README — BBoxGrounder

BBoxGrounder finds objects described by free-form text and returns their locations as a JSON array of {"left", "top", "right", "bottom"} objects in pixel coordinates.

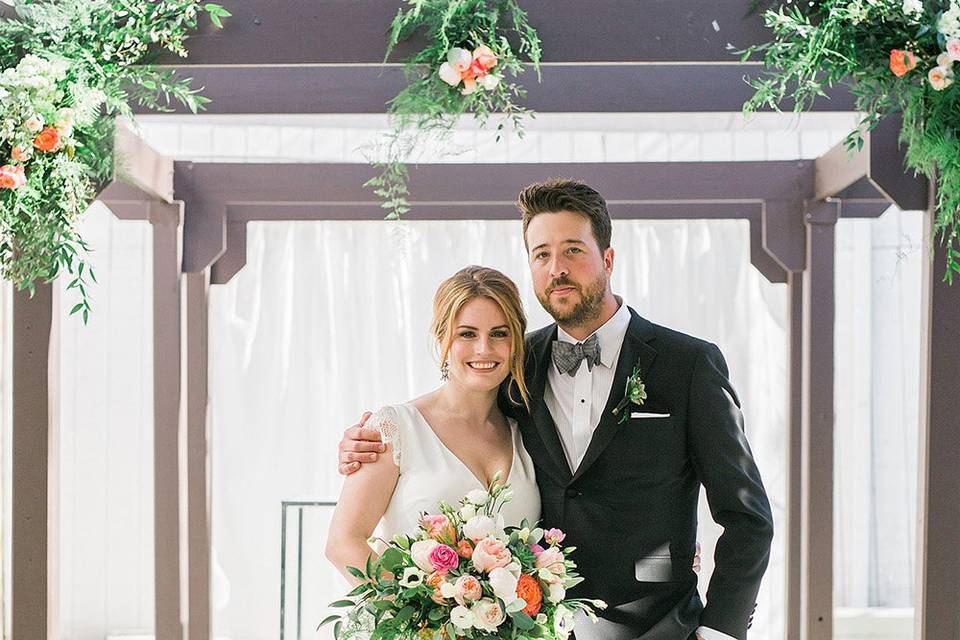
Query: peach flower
[
  {"left": 889, "top": 49, "right": 917, "bottom": 77},
  {"left": 0, "top": 164, "right": 26, "bottom": 190},
  {"left": 929, "top": 65, "right": 955, "bottom": 91},
  {"left": 472, "top": 45, "right": 498, "bottom": 71},
  {"left": 471, "top": 536, "right": 511, "bottom": 572},
  {"left": 948, "top": 38, "right": 960, "bottom": 62}
]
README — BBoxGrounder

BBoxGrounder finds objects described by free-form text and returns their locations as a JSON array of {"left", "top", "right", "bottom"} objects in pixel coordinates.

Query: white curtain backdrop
[{"left": 206, "top": 218, "right": 789, "bottom": 640}]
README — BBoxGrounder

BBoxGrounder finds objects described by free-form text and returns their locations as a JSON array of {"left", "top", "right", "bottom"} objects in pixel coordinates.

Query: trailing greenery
[
  {"left": 0, "top": 0, "right": 228, "bottom": 320},
  {"left": 738, "top": 0, "right": 960, "bottom": 282},
  {"left": 367, "top": 0, "right": 541, "bottom": 219}
]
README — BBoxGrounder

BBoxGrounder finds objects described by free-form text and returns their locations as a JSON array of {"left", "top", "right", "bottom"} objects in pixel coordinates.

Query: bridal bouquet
[{"left": 321, "top": 476, "right": 605, "bottom": 640}]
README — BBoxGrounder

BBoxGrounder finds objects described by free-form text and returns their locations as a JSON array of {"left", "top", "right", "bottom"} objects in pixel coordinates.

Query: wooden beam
[
  {"left": 800, "top": 199, "right": 839, "bottom": 640},
  {"left": 141, "top": 64, "right": 855, "bottom": 115},
  {"left": 786, "top": 272, "right": 803, "bottom": 640},
  {"left": 174, "top": 161, "right": 814, "bottom": 204},
  {"left": 110, "top": 119, "right": 175, "bottom": 203},
  {"left": 915, "top": 196, "right": 960, "bottom": 639},
  {"left": 185, "top": 270, "right": 211, "bottom": 640},
  {"left": 149, "top": 201, "right": 185, "bottom": 640},
  {"left": 11, "top": 282, "right": 57, "bottom": 640},
  {"left": 160, "top": 0, "right": 773, "bottom": 66}
]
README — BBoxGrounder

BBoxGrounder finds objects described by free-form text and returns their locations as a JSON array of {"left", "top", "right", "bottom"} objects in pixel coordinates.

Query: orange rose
[
  {"left": 11, "top": 146, "right": 29, "bottom": 162},
  {"left": 425, "top": 571, "right": 445, "bottom": 588},
  {"left": 889, "top": 49, "right": 917, "bottom": 77},
  {"left": 457, "top": 539, "right": 474, "bottom": 558},
  {"left": 516, "top": 574, "right": 543, "bottom": 616},
  {"left": 33, "top": 126, "right": 63, "bottom": 153}
]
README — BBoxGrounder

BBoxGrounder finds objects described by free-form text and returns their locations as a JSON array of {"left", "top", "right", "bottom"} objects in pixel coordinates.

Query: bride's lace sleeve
[{"left": 367, "top": 405, "right": 402, "bottom": 468}]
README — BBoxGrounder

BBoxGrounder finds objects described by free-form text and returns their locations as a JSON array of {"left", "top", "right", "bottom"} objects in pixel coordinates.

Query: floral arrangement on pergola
[
  {"left": 741, "top": 0, "right": 960, "bottom": 282},
  {"left": 0, "top": 0, "right": 227, "bottom": 320}
]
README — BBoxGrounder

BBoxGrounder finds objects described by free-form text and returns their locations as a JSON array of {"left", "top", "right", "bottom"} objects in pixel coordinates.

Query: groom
[{"left": 338, "top": 179, "right": 773, "bottom": 640}]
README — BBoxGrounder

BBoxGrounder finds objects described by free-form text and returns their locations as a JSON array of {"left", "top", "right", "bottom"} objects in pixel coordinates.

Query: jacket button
[{"left": 565, "top": 488, "right": 581, "bottom": 498}]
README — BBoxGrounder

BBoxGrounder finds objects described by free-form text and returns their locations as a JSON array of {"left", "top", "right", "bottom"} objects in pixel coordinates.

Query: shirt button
[
  {"left": 565, "top": 488, "right": 581, "bottom": 498},
  {"left": 580, "top": 399, "right": 585, "bottom": 403}
]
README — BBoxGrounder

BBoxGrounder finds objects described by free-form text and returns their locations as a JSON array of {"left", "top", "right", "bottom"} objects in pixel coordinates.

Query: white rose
[
  {"left": 488, "top": 566, "right": 519, "bottom": 602},
  {"left": 470, "top": 598, "right": 506, "bottom": 632},
  {"left": 24, "top": 116, "right": 43, "bottom": 133},
  {"left": 398, "top": 566, "right": 425, "bottom": 588},
  {"left": 410, "top": 539, "right": 439, "bottom": 572},
  {"left": 479, "top": 74, "right": 500, "bottom": 90},
  {"left": 459, "top": 504, "right": 477, "bottom": 521},
  {"left": 466, "top": 489, "right": 489, "bottom": 505},
  {"left": 463, "top": 515, "right": 497, "bottom": 542},
  {"left": 450, "top": 605, "right": 475, "bottom": 630},
  {"left": 438, "top": 61, "right": 461, "bottom": 87}
]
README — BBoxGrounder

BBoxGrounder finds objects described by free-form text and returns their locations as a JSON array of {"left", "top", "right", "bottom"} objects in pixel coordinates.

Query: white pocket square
[{"left": 630, "top": 412, "right": 671, "bottom": 419}]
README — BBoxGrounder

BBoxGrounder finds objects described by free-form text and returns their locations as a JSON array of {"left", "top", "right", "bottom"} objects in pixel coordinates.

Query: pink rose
[
  {"left": 529, "top": 543, "right": 545, "bottom": 556},
  {"left": 454, "top": 574, "right": 482, "bottom": 605},
  {"left": 471, "top": 537, "right": 512, "bottom": 573},
  {"left": 472, "top": 45, "right": 498, "bottom": 71},
  {"left": 428, "top": 543, "right": 460, "bottom": 573},
  {"left": 544, "top": 528, "right": 566, "bottom": 545},
  {"left": 421, "top": 514, "right": 456, "bottom": 543},
  {"left": 535, "top": 547, "right": 566, "bottom": 575},
  {"left": 0, "top": 164, "right": 26, "bottom": 190}
]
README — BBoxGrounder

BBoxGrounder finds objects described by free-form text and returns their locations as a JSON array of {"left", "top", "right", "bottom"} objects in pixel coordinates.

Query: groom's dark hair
[{"left": 517, "top": 178, "right": 612, "bottom": 251}]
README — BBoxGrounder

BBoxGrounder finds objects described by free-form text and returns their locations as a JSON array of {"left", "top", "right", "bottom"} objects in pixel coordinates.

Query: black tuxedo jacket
[{"left": 499, "top": 308, "right": 773, "bottom": 640}]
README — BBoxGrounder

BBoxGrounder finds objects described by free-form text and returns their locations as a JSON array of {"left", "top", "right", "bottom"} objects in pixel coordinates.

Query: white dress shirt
[{"left": 543, "top": 298, "right": 737, "bottom": 640}]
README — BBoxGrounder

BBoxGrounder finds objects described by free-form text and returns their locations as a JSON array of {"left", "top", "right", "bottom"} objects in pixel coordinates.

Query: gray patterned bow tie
[{"left": 552, "top": 334, "right": 601, "bottom": 377}]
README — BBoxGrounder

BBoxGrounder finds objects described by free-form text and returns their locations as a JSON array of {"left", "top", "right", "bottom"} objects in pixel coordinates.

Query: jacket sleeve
[{"left": 686, "top": 342, "right": 774, "bottom": 639}]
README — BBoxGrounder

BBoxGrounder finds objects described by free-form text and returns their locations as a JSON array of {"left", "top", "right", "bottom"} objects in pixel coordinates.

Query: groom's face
[{"left": 525, "top": 210, "right": 614, "bottom": 326}]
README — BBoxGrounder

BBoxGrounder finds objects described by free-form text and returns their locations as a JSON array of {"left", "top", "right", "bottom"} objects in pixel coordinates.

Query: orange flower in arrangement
[
  {"left": 11, "top": 146, "right": 30, "bottom": 162},
  {"left": 515, "top": 573, "right": 543, "bottom": 617},
  {"left": 0, "top": 164, "right": 26, "bottom": 190},
  {"left": 32, "top": 126, "right": 63, "bottom": 153},
  {"left": 889, "top": 49, "right": 918, "bottom": 77},
  {"left": 456, "top": 539, "right": 474, "bottom": 558}
]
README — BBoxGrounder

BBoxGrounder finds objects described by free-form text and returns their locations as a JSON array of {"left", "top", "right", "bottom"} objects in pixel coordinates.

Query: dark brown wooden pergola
[{"left": 8, "top": 3, "right": 958, "bottom": 640}]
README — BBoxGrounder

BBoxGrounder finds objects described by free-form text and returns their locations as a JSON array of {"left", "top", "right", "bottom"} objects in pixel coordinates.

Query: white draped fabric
[{"left": 205, "top": 218, "right": 789, "bottom": 639}]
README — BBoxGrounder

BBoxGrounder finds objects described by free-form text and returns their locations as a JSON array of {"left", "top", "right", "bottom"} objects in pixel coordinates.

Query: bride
[{"left": 325, "top": 265, "right": 541, "bottom": 582}]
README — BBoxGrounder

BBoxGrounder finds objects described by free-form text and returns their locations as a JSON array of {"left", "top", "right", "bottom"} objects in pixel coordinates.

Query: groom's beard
[{"left": 537, "top": 272, "right": 607, "bottom": 327}]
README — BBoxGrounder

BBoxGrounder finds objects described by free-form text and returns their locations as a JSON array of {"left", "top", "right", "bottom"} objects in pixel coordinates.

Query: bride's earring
[{"left": 440, "top": 361, "right": 450, "bottom": 381}]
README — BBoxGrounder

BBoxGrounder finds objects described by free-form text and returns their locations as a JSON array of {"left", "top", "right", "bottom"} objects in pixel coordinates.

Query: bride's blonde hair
[{"left": 431, "top": 266, "right": 530, "bottom": 409}]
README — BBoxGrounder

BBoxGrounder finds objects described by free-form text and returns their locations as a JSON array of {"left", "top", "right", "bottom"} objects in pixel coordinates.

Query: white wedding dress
[{"left": 367, "top": 403, "right": 541, "bottom": 542}]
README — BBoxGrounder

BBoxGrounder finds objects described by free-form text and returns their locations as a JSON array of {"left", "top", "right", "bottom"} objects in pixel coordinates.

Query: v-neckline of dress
[{"left": 406, "top": 403, "right": 516, "bottom": 489}]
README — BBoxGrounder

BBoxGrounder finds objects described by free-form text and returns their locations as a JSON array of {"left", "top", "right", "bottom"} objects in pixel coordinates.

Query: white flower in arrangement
[
  {"left": 397, "top": 566, "right": 425, "bottom": 588},
  {"left": 902, "top": 0, "right": 923, "bottom": 20},
  {"left": 487, "top": 566, "right": 519, "bottom": 602},
  {"left": 928, "top": 65, "right": 955, "bottom": 90},
  {"left": 450, "top": 605, "right": 475, "bottom": 630},
  {"left": 462, "top": 514, "right": 498, "bottom": 541},
  {"left": 940, "top": 2, "right": 960, "bottom": 39},
  {"left": 546, "top": 577, "right": 567, "bottom": 603},
  {"left": 458, "top": 503, "right": 477, "bottom": 520},
  {"left": 465, "top": 489, "right": 489, "bottom": 505},
  {"left": 439, "top": 581, "right": 458, "bottom": 599},
  {"left": 24, "top": 115, "right": 44, "bottom": 133},
  {"left": 939, "top": 53, "right": 953, "bottom": 67},
  {"left": 553, "top": 604, "right": 576, "bottom": 640},
  {"left": 409, "top": 539, "right": 439, "bottom": 572},
  {"left": 446, "top": 47, "right": 473, "bottom": 73},
  {"left": 478, "top": 74, "right": 500, "bottom": 90}
]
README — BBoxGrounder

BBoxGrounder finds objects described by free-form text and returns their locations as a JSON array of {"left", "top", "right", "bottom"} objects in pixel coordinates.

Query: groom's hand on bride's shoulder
[{"left": 337, "top": 411, "right": 386, "bottom": 475}]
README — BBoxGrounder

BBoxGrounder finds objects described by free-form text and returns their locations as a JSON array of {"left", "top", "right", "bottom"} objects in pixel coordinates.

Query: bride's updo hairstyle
[{"left": 431, "top": 266, "right": 530, "bottom": 409}]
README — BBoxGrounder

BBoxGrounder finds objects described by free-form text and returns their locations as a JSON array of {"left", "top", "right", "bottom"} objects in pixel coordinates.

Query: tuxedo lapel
[
  {"left": 571, "top": 309, "right": 658, "bottom": 483},
  {"left": 525, "top": 325, "right": 574, "bottom": 483}
]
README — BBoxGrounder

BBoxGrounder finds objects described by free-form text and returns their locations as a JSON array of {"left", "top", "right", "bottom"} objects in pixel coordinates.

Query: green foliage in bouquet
[
  {"left": 367, "top": 0, "right": 542, "bottom": 220},
  {"left": 321, "top": 476, "right": 604, "bottom": 640},
  {"left": 0, "top": 0, "right": 229, "bottom": 320},
  {"left": 738, "top": 0, "right": 960, "bottom": 282}
]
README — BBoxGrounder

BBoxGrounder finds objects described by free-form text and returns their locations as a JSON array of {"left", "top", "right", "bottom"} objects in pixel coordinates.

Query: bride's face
[{"left": 446, "top": 296, "right": 514, "bottom": 392}]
